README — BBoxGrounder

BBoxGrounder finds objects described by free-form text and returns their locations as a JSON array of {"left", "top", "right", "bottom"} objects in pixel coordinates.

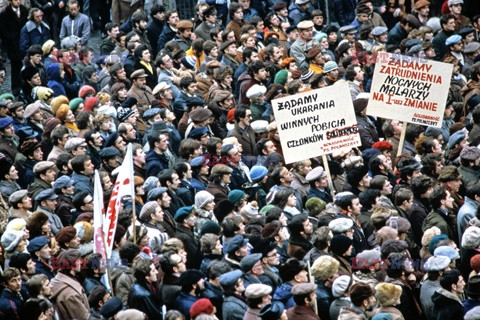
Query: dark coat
[
  {"left": 174, "top": 291, "right": 198, "bottom": 320},
  {"left": 201, "top": 281, "right": 224, "bottom": 317},
  {"left": 33, "top": 258, "right": 55, "bottom": 280},
  {"left": 356, "top": 115, "right": 379, "bottom": 150},
  {"left": 175, "top": 225, "right": 203, "bottom": 269},
  {"left": 206, "top": 182, "right": 229, "bottom": 205},
  {"left": 432, "top": 288, "right": 464, "bottom": 320},
  {"left": 287, "top": 304, "right": 320, "bottom": 320},
  {"left": 159, "top": 274, "right": 181, "bottom": 310},
  {"left": 333, "top": 0, "right": 356, "bottom": 26},
  {"left": 408, "top": 197, "right": 431, "bottom": 246},
  {"left": 229, "top": 124, "right": 258, "bottom": 158},
  {"left": 287, "top": 234, "right": 313, "bottom": 261},
  {"left": 145, "top": 149, "right": 169, "bottom": 177},
  {"left": 0, "top": 289, "right": 25, "bottom": 320},
  {"left": 128, "top": 280, "right": 163, "bottom": 320},
  {"left": 19, "top": 21, "right": 50, "bottom": 57},
  {"left": 147, "top": 18, "right": 164, "bottom": 56},
  {"left": 158, "top": 24, "right": 176, "bottom": 51},
  {"left": 387, "top": 22, "right": 408, "bottom": 45},
  {"left": 0, "top": 4, "right": 29, "bottom": 59}
]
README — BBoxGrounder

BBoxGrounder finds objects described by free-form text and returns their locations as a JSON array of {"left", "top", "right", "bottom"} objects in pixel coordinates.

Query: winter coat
[
  {"left": 145, "top": 149, "right": 169, "bottom": 177},
  {"left": 457, "top": 196, "right": 478, "bottom": 244},
  {"left": 175, "top": 225, "right": 203, "bottom": 269},
  {"left": 174, "top": 291, "right": 198, "bottom": 320},
  {"left": 0, "top": 288, "right": 25, "bottom": 320},
  {"left": 158, "top": 24, "right": 176, "bottom": 51},
  {"left": 371, "top": 306, "right": 405, "bottom": 320},
  {"left": 27, "top": 177, "right": 50, "bottom": 206},
  {"left": 201, "top": 281, "right": 224, "bottom": 316},
  {"left": 288, "top": 2, "right": 311, "bottom": 26},
  {"left": 159, "top": 274, "right": 181, "bottom": 309},
  {"left": 111, "top": 266, "right": 135, "bottom": 306},
  {"left": 229, "top": 124, "right": 258, "bottom": 158},
  {"left": 431, "top": 288, "right": 464, "bottom": 320},
  {"left": 338, "top": 305, "right": 368, "bottom": 320},
  {"left": 33, "top": 257, "right": 55, "bottom": 280},
  {"left": 333, "top": 0, "right": 356, "bottom": 26},
  {"left": 146, "top": 18, "right": 164, "bottom": 56},
  {"left": 127, "top": 84, "right": 153, "bottom": 109},
  {"left": 71, "top": 172, "right": 94, "bottom": 195},
  {"left": 46, "top": 63, "right": 66, "bottom": 97},
  {"left": 59, "top": 12, "right": 90, "bottom": 45},
  {"left": 50, "top": 273, "right": 90, "bottom": 320},
  {"left": 206, "top": 182, "right": 229, "bottom": 206},
  {"left": 223, "top": 295, "right": 248, "bottom": 320},
  {"left": 409, "top": 197, "right": 431, "bottom": 246},
  {"left": 387, "top": 23, "right": 408, "bottom": 46},
  {"left": 273, "top": 282, "right": 295, "bottom": 309},
  {"left": 0, "top": 4, "right": 28, "bottom": 60},
  {"left": 387, "top": 278, "right": 423, "bottom": 320},
  {"left": 422, "top": 209, "right": 457, "bottom": 243},
  {"left": 290, "top": 37, "right": 316, "bottom": 71},
  {"left": 112, "top": 0, "right": 143, "bottom": 25},
  {"left": 462, "top": 80, "right": 480, "bottom": 117},
  {"left": 356, "top": 115, "right": 379, "bottom": 150},
  {"left": 127, "top": 280, "right": 163, "bottom": 319},
  {"left": 420, "top": 279, "right": 441, "bottom": 320},
  {"left": 19, "top": 20, "right": 50, "bottom": 57},
  {"left": 330, "top": 298, "right": 351, "bottom": 320},
  {"left": 287, "top": 304, "right": 320, "bottom": 320},
  {"left": 287, "top": 234, "right": 313, "bottom": 261},
  {"left": 316, "top": 281, "right": 335, "bottom": 320}
]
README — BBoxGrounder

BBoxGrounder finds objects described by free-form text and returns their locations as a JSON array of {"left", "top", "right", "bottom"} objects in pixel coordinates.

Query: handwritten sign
[
  {"left": 271, "top": 83, "right": 361, "bottom": 164},
  {"left": 367, "top": 53, "right": 453, "bottom": 127}
]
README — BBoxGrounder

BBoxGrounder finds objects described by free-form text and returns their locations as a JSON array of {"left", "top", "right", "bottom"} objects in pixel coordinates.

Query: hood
[
  {"left": 431, "top": 288, "right": 462, "bottom": 307},
  {"left": 238, "top": 72, "right": 252, "bottom": 82},
  {"left": 46, "top": 63, "right": 62, "bottom": 82}
]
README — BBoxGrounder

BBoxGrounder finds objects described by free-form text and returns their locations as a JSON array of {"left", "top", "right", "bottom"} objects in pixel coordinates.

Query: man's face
[
  {"left": 125, "top": 123, "right": 137, "bottom": 138},
  {"left": 30, "top": 73, "right": 42, "bottom": 87},
  {"left": 357, "top": 13, "right": 370, "bottom": 23},
  {"left": 302, "top": 218, "right": 313, "bottom": 235},
  {"left": 83, "top": 159, "right": 95, "bottom": 175},
  {"left": 134, "top": 148, "right": 146, "bottom": 165},
  {"left": 68, "top": 3, "right": 79, "bottom": 16},
  {"left": 5, "top": 276, "right": 22, "bottom": 292},
  {"left": 2, "top": 124, "right": 15, "bottom": 138},
  {"left": 382, "top": 180, "right": 393, "bottom": 195},
  {"left": 134, "top": 77, "right": 147, "bottom": 88},
  {"left": 360, "top": 174, "right": 371, "bottom": 188},
  {"left": 157, "top": 134, "right": 169, "bottom": 151},
  {"left": 92, "top": 133, "right": 103, "bottom": 148},
  {"left": 241, "top": 109, "right": 252, "bottom": 126},
  {"left": 180, "top": 28, "right": 192, "bottom": 40},
  {"left": 37, "top": 244, "right": 52, "bottom": 260},
  {"left": 419, "top": 6, "right": 429, "bottom": 16},
  {"left": 272, "top": 46, "right": 283, "bottom": 63},
  {"left": 350, "top": 198, "right": 362, "bottom": 215},
  {"left": 239, "top": 0, "right": 250, "bottom": 9},
  {"left": 451, "top": 41, "right": 464, "bottom": 53},
  {"left": 300, "top": 28, "right": 313, "bottom": 41},
  {"left": 169, "top": 173, "right": 181, "bottom": 191},
  {"left": 225, "top": 43, "right": 237, "bottom": 56},
  {"left": 443, "top": 190, "right": 455, "bottom": 210},
  {"left": 354, "top": 66, "right": 364, "bottom": 82},
  {"left": 107, "top": 156, "right": 119, "bottom": 169},
  {"left": 265, "top": 141, "right": 276, "bottom": 155},
  {"left": 444, "top": 18, "right": 456, "bottom": 31},
  {"left": 454, "top": 275, "right": 466, "bottom": 294},
  {"left": 10, "top": 0, "right": 20, "bottom": 8},
  {"left": 313, "top": 15, "right": 323, "bottom": 26},
  {"left": 82, "top": 195, "right": 94, "bottom": 211},
  {"left": 160, "top": 192, "right": 171, "bottom": 208},
  {"left": 161, "top": 55, "right": 174, "bottom": 70},
  {"left": 450, "top": 3, "right": 462, "bottom": 15},
  {"left": 42, "top": 168, "right": 57, "bottom": 184},
  {"left": 7, "top": 165, "right": 19, "bottom": 180},
  {"left": 256, "top": 68, "right": 268, "bottom": 81},
  {"left": 233, "top": 8, "right": 243, "bottom": 21},
  {"left": 26, "top": 259, "right": 36, "bottom": 275},
  {"left": 168, "top": 12, "right": 179, "bottom": 26},
  {"left": 41, "top": 279, "right": 52, "bottom": 297},
  {"left": 147, "top": 263, "right": 158, "bottom": 282}
]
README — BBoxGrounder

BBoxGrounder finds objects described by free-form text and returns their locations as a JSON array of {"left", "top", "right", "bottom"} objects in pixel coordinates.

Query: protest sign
[
  {"left": 367, "top": 53, "right": 453, "bottom": 127},
  {"left": 271, "top": 83, "right": 361, "bottom": 164}
]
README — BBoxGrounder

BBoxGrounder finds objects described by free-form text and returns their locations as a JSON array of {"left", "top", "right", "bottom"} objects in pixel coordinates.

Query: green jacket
[{"left": 422, "top": 209, "right": 457, "bottom": 242}]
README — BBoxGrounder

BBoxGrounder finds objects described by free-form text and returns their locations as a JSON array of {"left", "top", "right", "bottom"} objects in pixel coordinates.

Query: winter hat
[
  {"left": 332, "top": 275, "right": 352, "bottom": 298},
  {"left": 421, "top": 226, "right": 441, "bottom": 246},
  {"left": 50, "top": 95, "right": 70, "bottom": 116},
  {"left": 78, "top": 85, "right": 96, "bottom": 99},
  {"left": 56, "top": 104, "right": 70, "bottom": 122},
  {"left": 56, "top": 226, "right": 77, "bottom": 248},
  {"left": 143, "top": 176, "right": 159, "bottom": 195},
  {"left": 181, "top": 56, "right": 197, "bottom": 71},
  {"left": 84, "top": 96, "right": 99, "bottom": 111},
  {"left": 465, "top": 306, "right": 480, "bottom": 320},
  {"left": 111, "top": 82, "right": 126, "bottom": 96},
  {"left": 69, "top": 98, "right": 84, "bottom": 112},
  {"left": 330, "top": 234, "right": 353, "bottom": 256},
  {"left": 375, "top": 226, "right": 398, "bottom": 246},
  {"left": 200, "top": 221, "right": 222, "bottom": 236},
  {"left": 190, "top": 298, "right": 215, "bottom": 319},
  {"left": 117, "top": 107, "right": 135, "bottom": 122},
  {"left": 274, "top": 70, "right": 288, "bottom": 85},
  {"left": 305, "top": 197, "right": 327, "bottom": 216},
  {"left": 380, "top": 240, "right": 408, "bottom": 259},
  {"left": 471, "top": 254, "right": 480, "bottom": 273},
  {"left": 139, "top": 201, "right": 160, "bottom": 222},
  {"left": 375, "top": 283, "right": 402, "bottom": 307},
  {"left": 96, "top": 92, "right": 110, "bottom": 105},
  {"left": 34, "top": 87, "right": 54, "bottom": 102},
  {"left": 1, "top": 229, "right": 24, "bottom": 251},
  {"left": 429, "top": 234, "right": 449, "bottom": 254},
  {"left": 356, "top": 248, "right": 382, "bottom": 267},
  {"left": 195, "top": 190, "right": 215, "bottom": 209},
  {"left": 21, "top": 66, "right": 39, "bottom": 82},
  {"left": 228, "top": 189, "right": 246, "bottom": 205},
  {"left": 6, "top": 218, "right": 27, "bottom": 231},
  {"left": 434, "top": 245, "right": 460, "bottom": 260},
  {"left": 249, "top": 165, "right": 268, "bottom": 183},
  {"left": 241, "top": 201, "right": 259, "bottom": 219},
  {"left": 27, "top": 210, "right": 49, "bottom": 238},
  {"left": 73, "top": 221, "right": 93, "bottom": 243},
  {"left": 386, "top": 217, "right": 410, "bottom": 234},
  {"left": 423, "top": 255, "right": 451, "bottom": 271}
]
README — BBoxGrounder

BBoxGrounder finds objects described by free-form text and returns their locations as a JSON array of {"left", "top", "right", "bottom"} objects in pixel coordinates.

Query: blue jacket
[
  {"left": 174, "top": 292, "right": 198, "bottom": 320},
  {"left": 0, "top": 289, "right": 24, "bottom": 320},
  {"left": 158, "top": 24, "right": 176, "bottom": 51},
  {"left": 71, "top": 172, "right": 94, "bottom": 195},
  {"left": 334, "top": 0, "right": 356, "bottom": 26},
  {"left": 146, "top": 149, "right": 169, "bottom": 177},
  {"left": 19, "top": 20, "right": 50, "bottom": 57},
  {"left": 273, "top": 282, "right": 295, "bottom": 309},
  {"left": 201, "top": 281, "right": 224, "bottom": 316},
  {"left": 288, "top": 2, "right": 311, "bottom": 26},
  {"left": 387, "top": 22, "right": 408, "bottom": 45},
  {"left": 127, "top": 281, "right": 163, "bottom": 319},
  {"left": 46, "top": 63, "right": 66, "bottom": 97},
  {"left": 317, "top": 281, "right": 335, "bottom": 320},
  {"left": 59, "top": 12, "right": 90, "bottom": 45},
  {"left": 33, "top": 258, "right": 55, "bottom": 280}
]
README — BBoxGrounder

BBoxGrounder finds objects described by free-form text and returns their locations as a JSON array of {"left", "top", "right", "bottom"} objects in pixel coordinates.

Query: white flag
[
  {"left": 104, "top": 143, "right": 135, "bottom": 258},
  {"left": 93, "top": 170, "right": 106, "bottom": 258}
]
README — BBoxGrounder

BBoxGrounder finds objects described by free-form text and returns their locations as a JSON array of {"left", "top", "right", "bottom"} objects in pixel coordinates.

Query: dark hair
[
  {"left": 440, "top": 269, "right": 462, "bottom": 290},
  {"left": 76, "top": 111, "right": 91, "bottom": 130},
  {"left": 234, "top": 107, "right": 248, "bottom": 122},
  {"left": 158, "top": 169, "right": 176, "bottom": 186},
  {"left": 51, "top": 125, "right": 69, "bottom": 146},
  {"left": 370, "top": 175, "right": 388, "bottom": 190},
  {"left": 335, "top": 193, "right": 357, "bottom": 211},
  {"left": 133, "top": 258, "right": 154, "bottom": 281},
  {"left": 465, "top": 182, "right": 480, "bottom": 200},
  {"left": 358, "top": 189, "right": 380, "bottom": 211},
  {"left": 71, "top": 154, "right": 90, "bottom": 173},
  {"left": 119, "top": 242, "right": 141, "bottom": 265},
  {"left": 440, "top": 14, "right": 455, "bottom": 30},
  {"left": 150, "top": 4, "right": 165, "bottom": 17},
  {"left": 345, "top": 63, "right": 361, "bottom": 81},
  {"left": 394, "top": 188, "right": 414, "bottom": 206},
  {"left": 272, "top": 188, "right": 294, "bottom": 209},
  {"left": 247, "top": 61, "right": 266, "bottom": 77},
  {"left": 88, "top": 285, "right": 108, "bottom": 308},
  {"left": 9, "top": 253, "right": 31, "bottom": 273},
  {"left": 72, "top": 190, "right": 90, "bottom": 210},
  {"left": 229, "top": 3, "right": 243, "bottom": 20},
  {"left": 203, "top": 40, "right": 217, "bottom": 56},
  {"left": 207, "top": 260, "right": 231, "bottom": 280},
  {"left": 27, "top": 44, "right": 43, "bottom": 58},
  {"left": 242, "top": 47, "right": 258, "bottom": 63},
  {"left": 421, "top": 153, "right": 443, "bottom": 177},
  {"left": 179, "top": 76, "right": 195, "bottom": 90},
  {"left": 173, "top": 161, "right": 189, "bottom": 180},
  {"left": 160, "top": 250, "right": 180, "bottom": 275},
  {"left": 429, "top": 184, "right": 448, "bottom": 210}
]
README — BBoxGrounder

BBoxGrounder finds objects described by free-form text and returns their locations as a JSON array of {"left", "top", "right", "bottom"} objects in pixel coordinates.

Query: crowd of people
[{"left": 0, "top": 0, "right": 480, "bottom": 319}]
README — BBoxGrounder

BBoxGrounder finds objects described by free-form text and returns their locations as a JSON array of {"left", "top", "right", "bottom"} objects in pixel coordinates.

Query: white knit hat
[{"left": 195, "top": 190, "right": 215, "bottom": 209}]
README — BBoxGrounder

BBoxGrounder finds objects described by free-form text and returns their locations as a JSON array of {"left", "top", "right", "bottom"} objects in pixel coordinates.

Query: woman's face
[
  {"left": 100, "top": 119, "right": 111, "bottom": 131},
  {"left": 102, "top": 175, "right": 113, "bottom": 190},
  {"left": 41, "top": 221, "right": 51, "bottom": 234},
  {"left": 204, "top": 200, "right": 215, "bottom": 211},
  {"left": 223, "top": 75, "right": 233, "bottom": 87},
  {"left": 286, "top": 193, "right": 297, "bottom": 207},
  {"left": 140, "top": 234, "right": 149, "bottom": 247},
  {"left": 213, "top": 239, "right": 223, "bottom": 254},
  {"left": 245, "top": 37, "right": 256, "bottom": 48},
  {"left": 320, "top": 37, "right": 329, "bottom": 49},
  {"left": 118, "top": 88, "right": 128, "bottom": 99},
  {"left": 32, "top": 147, "right": 43, "bottom": 161},
  {"left": 115, "top": 136, "right": 126, "bottom": 151},
  {"left": 16, "top": 239, "right": 26, "bottom": 253}
]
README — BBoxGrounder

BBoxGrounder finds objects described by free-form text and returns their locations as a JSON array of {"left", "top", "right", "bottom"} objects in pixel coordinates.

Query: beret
[
  {"left": 53, "top": 176, "right": 74, "bottom": 191},
  {"left": 24, "top": 101, "right": 42, "bottom": 118},
  {"left": 332, "top": 275, "right": 352, "bottom": 298},
  {"left": 259, "top": 302, "right": 285, "bottom": 320},
  {"left": 250, "top": 165, "right": 268, "bottom": 182},
  {"left": 27, "top": 236, "right": 50, "bottom": 253},
  {"left": 1, "top": 229, "right": 24, "bottom": 251},
  {"left": 328, "top": 217, "right": 354, "bottom": 233},
  {"left": 143, "top": 107, "right": 161, "bottom": 121},
  {"left": 465, "top": 42, "right": 480, "bottom": 54},
  {"left": 220, "top": 40, "right": 236, "bottom": 52},
  {"left": 139, "top": 201, "right": 159, "bottom": 221},
  {"left": 84, "top": 96, "right": 99, "bottom": 112},
  {"left": 33, "top": 161, "right": 56, "bottom": 174},
  {"left": 291, "top": 282, "right": 317, "bottom": 295},
  {"left": 449, "top": 129, "right": 467, "bottom": 149},
  {"left": 8, "top": 102, "right": 23, "bottom": 112},
  {"left": 65, "top": 137, "right": 87, "bottom": 152},
  {"left": 151, "top": 120, "right": 172, "bottom": 133},
  {"left": 78, "top": 85, "right": 96, "bottom": 99},
  {"left": 190, "top": 108, "right": 213, "bottom": 123},
  {"left": 130, "top": 69, "right": 148, "bottom": 79},
  {"left": 459, "top": 26, "right": 475, "bottom": 37},
  {"left": 117, "top": 107, "right": 135, "bottom": 122},
  {"left": 414, "top": 0, "right": 430, "bottom": 9},
  {"left": 305, "top": 166, "right": 327, "bottom": 181},
  {"left": 356, "top": 3, "right": 370, "bottom": 14},
  {"left": 339, "top": 25, "right": 356, "bottom": 34},
  {"left": 228, "top": 189, "right": 246, "bottom": 205},
  {"left": 372, "top": 26, "right": 388, "bottom": 36},
  {"left": 42, "top": 39, "right": 55, "bottom": 55},
  {"left": 190, "top": 298, "right": 214, "bottom": 319},
  {"left": 219, "top": 269, "right": 243, "bottom": 287},
  {"left": 55, "top": 226, "right": 77, "bottom": 244},
  {"left": 297, "top": 20, "right": 314, "bottom": 29},
  {"left": 9, "top": 190, "right": 28, "bottom": 205},
  {"left": 227, "top": 235, "right": 249, "bottom": 254},
  {"left": 405, "top": 38, "right": 422, "bottom": 49},
  {"left": 174, "top": 206, "right": 195, "bottom": 222},
  {"left": 177, "top": 20, "right": 194, "bottom": 30},
  {"left": 58, "top": 249, "right": 81, "bottom": 265},
  {"left": 190, "top": 156, "right": 206, "bottom": 167},
  {"left": 147, "top": 186, "right": 168, "bottom": 201},
  {"left": 0, "top": 117, "right": 13, "bottom": 130},
  {"left": 423, "top": 255, "right": 451, "bottom": 271},
  {"left": 121, "top": 97, "right": 138, "bottom": 109},
  {"left": 353, "top": 97, "right": 369, "bottom": 114},
  {"left": 463, "top": 226, "right": 480, "bottom": 249},
  {"left": 100, "top": 297, "right": 123, "bottom": 318},
  {"left": 246, "top": 84, "right": 267, "bottom": 99},
  {"left": 471, "top": 255, "right": 480, "bottom": 273},
  {"left": 251, "top": 120, "right": 269, "bottom": 134},
  {"left": 35, "top": 188, "right": 58, "bottom": 202},
  {"left": 245, "top": 283, "right": 272, "bottom": 298},
  {"left": 240, "top": 253, "right": 262, "bottom": 272},
  {"left": 179, "top": 269, "right": 204, "bottom": 286},
  {"left": 467, "top": 94, "right": 480, "bottom": 110},
  {"left": 305, "top": 197, "right": 326, "bottom": 214},
  {"left": 460, "top": 146, "right": 480, "bottom": 161},
  {"left": 185, "top": 96, "right": 206, "bottom": 107},
  {"left": 273, "top": 2, "right": 287, "bottom": 10},
  {"left": 143, "top": 176, "right": 159, "bottom": 195},
  {"left": 356, "top": 248, "right": 382, "bottom": 267},
  {"left": 429, "top": 234, "right": 449, "bottom": 254},
  {"left": 200, "top": 220, "right": 222, "bottom": 236},
  {"left": 434, "top": 245, "right": 460, "bottom": 260},
  {"left": 445, "top": 34, "right": 462, "bottom": 46},
  {"left": 188, "top": 126, "right": 209, "bottom": 139},
  {"left": 152, "top": 82, "right": 171, "bottom": 96},
  {"left": 69, "top": 97, "right": 84, "bottom": 112},
  {"left": 99, "top": 147, "right": 120, "bottom": 159},
  {"left": 324, "top": 61, "right": 338, "bottom": 73},
  {"left": 424, "top": 126, "right": 443, "bottom": 138}
]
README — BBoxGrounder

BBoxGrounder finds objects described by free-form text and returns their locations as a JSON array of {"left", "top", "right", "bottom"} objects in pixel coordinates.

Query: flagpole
[
  {"left": 102, "top": 229, "right": 115, "bottom": 296},
  {"left": 130, "top": 143, "right": 137, "bottom": 244}
]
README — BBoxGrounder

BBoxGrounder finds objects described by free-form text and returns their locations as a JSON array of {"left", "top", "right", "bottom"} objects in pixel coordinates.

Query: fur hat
[
  {"left": 375, "top": 226, "right": 398, "bottom": 246},
  {"left": 50, "top": 95, "right": 70, "bottom": 116},
  {"left": 73, "top": 221, "right": 93, "bottom": 243},
  {"left": 375, "top": 283, "right": 402, "bottom": 307},
  {"left": 381, "top": 240, "right": 408, "bottom": 259},
  {"left": 312, "top": 255, "right": 340, "bottom": 281},
  {"left": 27, "top": 210, "right": 49, "bottom": 238},
  {"left": 421, "top": 226, "right": 441, "bottom": 246},
  {"left": 56, "top": 105, "right": 71, "bottom": 122},
  {"left": 330, "top": 235, "right": 353, "bottom": 256}
]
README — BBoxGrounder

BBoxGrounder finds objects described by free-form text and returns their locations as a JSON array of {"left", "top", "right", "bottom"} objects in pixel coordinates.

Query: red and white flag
[
  {"left": 93, "top": 170, "right": 106, "bottom": 258},
  {"left": 104, "top": 143, "right": 135, "bottom": 258}
]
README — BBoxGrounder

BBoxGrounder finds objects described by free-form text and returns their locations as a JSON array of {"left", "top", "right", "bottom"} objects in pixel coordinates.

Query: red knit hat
[
  {"left": 84, "top": 97, "right": 99, "bottom": 112},
  {"left": 471, "top": 254, "right": 480, "bottom": 273},
  {"left": 227, "top": 108, "right": 236, "bottom": 123},
  {"left": 78, "top": 85, "right": 96, "bottom": 99},
  {"left": 190, "top": 298, "right": 214, "bottom": 319},
  {"left": 372, "top": 141, "right": 393, "bottom": 151}
]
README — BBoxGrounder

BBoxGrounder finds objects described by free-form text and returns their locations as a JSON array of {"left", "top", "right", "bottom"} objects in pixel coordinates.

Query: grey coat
[{"left": 223, "top": 295, "right": 248, "bottom": 320}]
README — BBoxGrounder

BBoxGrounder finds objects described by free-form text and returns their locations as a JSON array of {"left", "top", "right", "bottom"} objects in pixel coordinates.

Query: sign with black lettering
[
  {"left": 271, "top": 83, "right": 361, "bottom": 164},
  {"left": 367, "top": 52, "right": 453, "bottom": 127}
]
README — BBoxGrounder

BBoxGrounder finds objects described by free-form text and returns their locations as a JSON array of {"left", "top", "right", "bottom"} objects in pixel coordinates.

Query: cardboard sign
[
  {"left": 367, "top": 53, "right": 453, "bottom": 127},
  {"left": 271, "top": 83, "right": 361, "bottom": 164}
]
